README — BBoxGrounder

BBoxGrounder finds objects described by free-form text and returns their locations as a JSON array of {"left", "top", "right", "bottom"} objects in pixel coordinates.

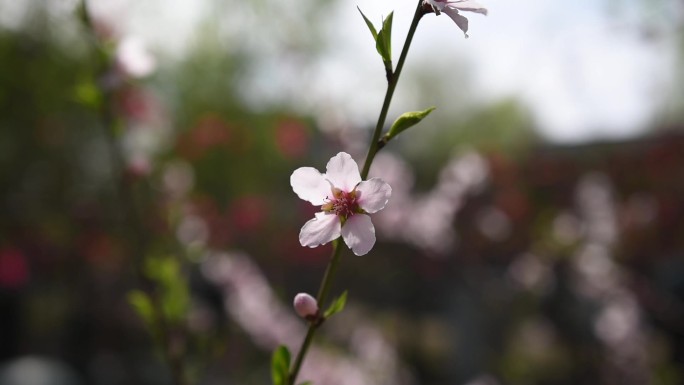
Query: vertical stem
[
  {"left": 288, "top": 240, "right": 343, "bottom": 385},
  {"left": 315, "top": 239, "right": 344, "bottom": 306},
  {"left": 361, "top": 0, "right": 425, "bottom": 180},
  {"left": 287, "top": 2, "right": 426, "bottom": 384}
]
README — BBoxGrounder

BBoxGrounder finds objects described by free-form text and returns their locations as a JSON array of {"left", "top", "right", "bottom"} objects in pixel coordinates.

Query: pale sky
[
  {"left": 313, "top": 0, "right": 679, "bottom": 143},
  {"left": 4, "top": 0, "right": 679, "bottom": 144}
]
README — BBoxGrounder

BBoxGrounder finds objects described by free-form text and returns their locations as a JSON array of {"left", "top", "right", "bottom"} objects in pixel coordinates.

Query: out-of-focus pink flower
[
  {"left": 126, "top": 153, "right": 152, "bottom": 177},
  {"left": 291, "top": 152, "right": 391, "bottom": 256},
  {"left": 177, "top": 114, "right": 234, "bottom": 160},
  {"left": 115, "top": 37, "right": 156, "bottom": 78},
  {"left": 275, "top": 118, "right": 309, "bottom": 159},
  {"left": 293, "top": 293, "right": 319, "bottom": 319},
  {"left": 116, "top": 87, "right": 158, "bottom": 122},
  {"left": 424, "top": 0, "right": 487, "bottom": 37},
  {"left": 162, "top": 161, "right": 195, "bottom": 200},
  {"left": 231, "top": 195, "right": 268, "bottom": 233}
]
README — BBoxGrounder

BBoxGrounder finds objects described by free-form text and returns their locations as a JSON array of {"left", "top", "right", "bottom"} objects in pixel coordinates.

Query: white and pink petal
[
  {"left": 341, "top": 214, "right": 376, "bottom": 256},
  {"left": 448, "top": 0, "right": 488, "bottom": 15},
  {"left": 426, "top": 0, "right": 447, "bottom": 12},
  {"left": 443, "top": 8, "right": 470, "bottom": 36},
  {"left": 299, "top": 212, "right": 341, "bottom": 248},
  {"left": 356, "top": 178, "right": 392, "bottom": 214},
  {"left": 291, "top": 167, "right": 331, "bottom": 206},
  {"left": 325, "top": 152, "right": 362, "bottom": 192}
]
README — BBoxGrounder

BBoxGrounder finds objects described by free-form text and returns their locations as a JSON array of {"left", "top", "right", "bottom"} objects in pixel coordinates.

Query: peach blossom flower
[{"left": 290, "top": 152, "right": 391, "bottom": 256}]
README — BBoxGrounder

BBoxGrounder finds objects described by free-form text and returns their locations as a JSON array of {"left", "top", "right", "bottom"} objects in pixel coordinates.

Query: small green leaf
[
  {"left": 376, "top": 29, "right": 389, "bottom": 63},
  {"left": 359, "top": 9, "right": 393, "bottom": 73},
  {"left": 375, "top": 12, "right": 394, "bottom": 74},
  {"left": 127, "top": 290, "right": 154, "bottom": 326},
  {"left": 384, "top": 107, "right": 436, "bottom": 142},
  {"left": 357, "top": 7, "right": 378, "bottom": 41},
  {"left": 382, "top": 11, "right": 393, "bottom": 60},
  {"left": 298, "top": 382, "right": 313, "bottom": 385},
  {"left": 271, "top": 345, "right": 291, "bottom": 385},
  {"left": 323, "top": 290, "right": 348, "bottom": 318}
]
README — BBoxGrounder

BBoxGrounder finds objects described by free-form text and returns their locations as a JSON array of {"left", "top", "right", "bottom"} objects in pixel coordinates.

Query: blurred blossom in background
[{"left": 1, "top": 0, "right": 684, "bottom": 385}]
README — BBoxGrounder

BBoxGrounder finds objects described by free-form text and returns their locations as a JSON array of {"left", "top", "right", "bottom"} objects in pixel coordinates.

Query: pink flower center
[{"left": 322, "top": 188, "right": 359, "bottom": 219}]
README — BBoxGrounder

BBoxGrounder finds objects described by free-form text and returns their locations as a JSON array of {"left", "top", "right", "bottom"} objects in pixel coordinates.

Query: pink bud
[{"left": 293, "top": 293, "right": 318, "bottom": 319}]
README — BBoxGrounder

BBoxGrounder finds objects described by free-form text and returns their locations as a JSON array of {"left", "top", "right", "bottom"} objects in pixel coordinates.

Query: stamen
[{"left": 323, "top": 189, "right": 359, "bottom": 219}]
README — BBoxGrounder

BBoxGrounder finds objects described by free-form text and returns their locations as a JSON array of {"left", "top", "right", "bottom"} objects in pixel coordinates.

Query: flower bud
[{"left": 293, "top": 293, "right": 318, "bottom": 319}]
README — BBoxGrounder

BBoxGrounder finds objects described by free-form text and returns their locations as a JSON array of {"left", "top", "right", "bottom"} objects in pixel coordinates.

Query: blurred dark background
[{"left": 1, "top": 1, "right": 683, "bottom": 384}]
